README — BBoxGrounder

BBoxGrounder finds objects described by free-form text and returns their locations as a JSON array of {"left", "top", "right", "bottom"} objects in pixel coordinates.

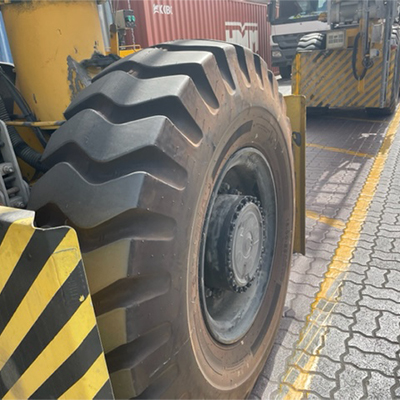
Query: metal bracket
[
  {"left": 0, "top": 120, "right": 30, "bottom": 208},
  {"left": 292, "top": 131, "right": 302, "bottom": 147}
]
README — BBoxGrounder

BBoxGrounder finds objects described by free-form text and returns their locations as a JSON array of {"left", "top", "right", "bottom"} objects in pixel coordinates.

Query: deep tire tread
[
  {"left": 29, "top": 39, "right": 292, "bottom": 399},
  {"left": 297, "top": 33, "right": 326, "bottom": 52},
  {"left": 155, "top": 41, "right": 237, "bottom": 90},
  {"left": 253, "top": 53, "right": 264, "bottom": 86},
  {"left": 64, "top": 71, "right": 205, "bottom": 145},
  {"left": 93, "top": 48, "right": 221, "bottom": 109},
  {"left": 93, "top": 273, "right": 171, "bottom": 316}
]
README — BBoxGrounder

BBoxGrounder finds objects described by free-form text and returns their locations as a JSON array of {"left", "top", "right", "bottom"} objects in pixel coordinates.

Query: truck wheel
[
  {"left": 297, "top": 33, "right": 326, "bottom": 52},
  {"left": 29, "top": 40, "right": 295, "bottom": 399},
  {"left": 279, "top": 65, "right": 292, "bottom": 79}
]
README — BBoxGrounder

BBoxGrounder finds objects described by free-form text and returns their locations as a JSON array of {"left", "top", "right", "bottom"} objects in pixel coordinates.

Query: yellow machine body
[
  {"left": 292, "top": 47, "right": 397, "bottom": 109},
  {"left": 1, "top": 1, "right": 105, "bottom": 121},
  {"left": 0, "top": 207, "right": 113, "bottom": 398}
]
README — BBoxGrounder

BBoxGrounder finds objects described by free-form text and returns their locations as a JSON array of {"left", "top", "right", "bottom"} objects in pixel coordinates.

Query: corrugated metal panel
[{"left": 121, "top": 0, "right": 272, "bottom": 66}]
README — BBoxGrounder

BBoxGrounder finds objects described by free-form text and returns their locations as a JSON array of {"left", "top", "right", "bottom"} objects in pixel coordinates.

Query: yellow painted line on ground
[
  {"left": 306, "top": 210, "right": 346, "bottom": 230},
  {"left": 307, "top": 143, "right": 374, "bottom": 158},
  {"left": 279, "top": 106, "right": 400, "bottom": 399}
]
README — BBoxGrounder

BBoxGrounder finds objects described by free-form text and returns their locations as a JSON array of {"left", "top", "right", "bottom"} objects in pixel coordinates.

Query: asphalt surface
[{"left": 252, "top": 78, "right": 400, "bottom": 399}]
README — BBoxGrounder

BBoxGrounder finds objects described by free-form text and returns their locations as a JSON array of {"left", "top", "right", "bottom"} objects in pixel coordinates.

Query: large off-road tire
[
  {"left": 297, "top": 33, "right": 326, "bottom": 52},
  {"left": 29, "top": 40, "right": 295, "bottom": 399}
]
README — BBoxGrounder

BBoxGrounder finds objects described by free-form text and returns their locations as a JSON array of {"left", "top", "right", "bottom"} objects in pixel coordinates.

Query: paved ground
[{"left": 252, "top": 78, "right": 400, "bottom": 399}]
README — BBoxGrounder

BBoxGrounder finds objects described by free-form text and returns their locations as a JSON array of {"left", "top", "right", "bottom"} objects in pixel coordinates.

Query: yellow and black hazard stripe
[
  {"left": 292, "top": 48, "right": 396, "bottom": 109},
  {"left": 0, "top": 206, "right": 113, "bottom": 399}
]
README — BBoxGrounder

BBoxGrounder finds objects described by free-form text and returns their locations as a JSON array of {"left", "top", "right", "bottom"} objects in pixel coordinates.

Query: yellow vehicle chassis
[{"left": 292, "top": 48, "right": 397, "bottom": 109}]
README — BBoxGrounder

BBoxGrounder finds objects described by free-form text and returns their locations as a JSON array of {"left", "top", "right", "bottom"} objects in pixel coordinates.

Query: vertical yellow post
[
  {"left": 292, "top": 53, "right": 301, "bottom": 96},
  {"left": 285, "top": 95, "right": 306, "bottom": 255}
]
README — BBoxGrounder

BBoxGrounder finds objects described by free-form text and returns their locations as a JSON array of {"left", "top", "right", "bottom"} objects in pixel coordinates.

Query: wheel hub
[
  {"left": 231, "top": 201, "right": 263, "bottom": 288},
  {"left": 205, "top": 195, "right": 264, "bottom": 293}
]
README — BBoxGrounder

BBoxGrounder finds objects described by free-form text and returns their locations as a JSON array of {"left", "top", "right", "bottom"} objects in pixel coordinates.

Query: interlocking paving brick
[
  {"left": 344, "top": 347, "right": 398, "bottom": 376},
  {"left": 333, "top": 364, "right": 368, "bottom": 399},
  {"left": 306, "top": 393, "right": 328, "bottom": 400},
  {"left": 306, "top": 257, "right": 335, "bottom": 277},
  {"left": 348, "top": 332, "right": 399, "bottom": 359},
  {"left": 307, "top": 374, "right": 337, "bottom": 396},
  {"left": 368, "top": 201, "right": 385, "bottom": 214},
  {"left": 290, "top": 270, "right": 322, "bottom": 288},
  {"left": 340, "top": 270, "right": 365, "bottom": 284},
  {"left": 374, "top": 236, "right": 394, "bottom": 252},
  {"left": 364, "top": 265, "right": 388, "bottom": 287},
  {"left": 336, "top": 280, "right": 363, "bottom": 304},
  {"left": 360, "top": 220, "right": 380, "bottom": 237},
  {"left": 283, "top": 292, "right": 320, "bottom": 322},
  {"left": 375, "top": 311, "right": 400, "bottom": 342},
  {"left": 298, "top": 353, "right": 342, "bottom": 381},
  {"left": 380, "top": 212, "right": 399, "bottom": 225},
  {"left": 359, "top": 294, "right": 400, "bottom": 314},
  {"left": 369, "top": 260, "right": 399, "bottom": 274},
  {"left": 287, "top": 280, "right": 321, "bottom": 299},
  {"left": 333, "top": 301, "right": 358, "bottom": 318},
  {"left": 260, "top": 343, "right": 294, "bottom": 383},
  {"left": 327, "top": 312, "right": 353, "bottom": 332},
  {"left": 366, "top": 371, "right": 397, "bottom": 399},
  {"left": 352, "top": 307, "right": 380, "bottom": 337},
  {"left": 350, "top": 247, "right": 373, "bottom": 266},
  {"left": 315, "top": 327, "right": 349, "bottom": 363},
  {"left": 372, "top": 249, "right": 400, "bottom": 262},
  {"left": 393, "top": 238, "right": 400, "bottom": 250},
  {"left": 309, "top": 226, "right": 343, "bottom": 247},
  {"left": 307, "top": 240, "right": 339, "bottom": 255},
  {"left": 290, "top": 254, "right": 315, "bottom": 276},
  {"left": 385, "top": 269, "right": 400, "bottom": 290},
  {"left": 363, "top": 284, "right": 400, "bottom": 303},
  {"left": 275, "top": 324, "right": 304, "bottom": 348}
]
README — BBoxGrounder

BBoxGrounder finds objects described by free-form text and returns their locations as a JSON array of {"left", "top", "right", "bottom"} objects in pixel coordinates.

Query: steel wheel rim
[{"left": 199, "top": 147, "right": 277, "bottom": 344}]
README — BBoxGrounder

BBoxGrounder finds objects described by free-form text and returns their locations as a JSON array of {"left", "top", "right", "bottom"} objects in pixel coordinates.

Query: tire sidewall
[{"left": 182, "top": 107, "right": 294, "bottom": 396}]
